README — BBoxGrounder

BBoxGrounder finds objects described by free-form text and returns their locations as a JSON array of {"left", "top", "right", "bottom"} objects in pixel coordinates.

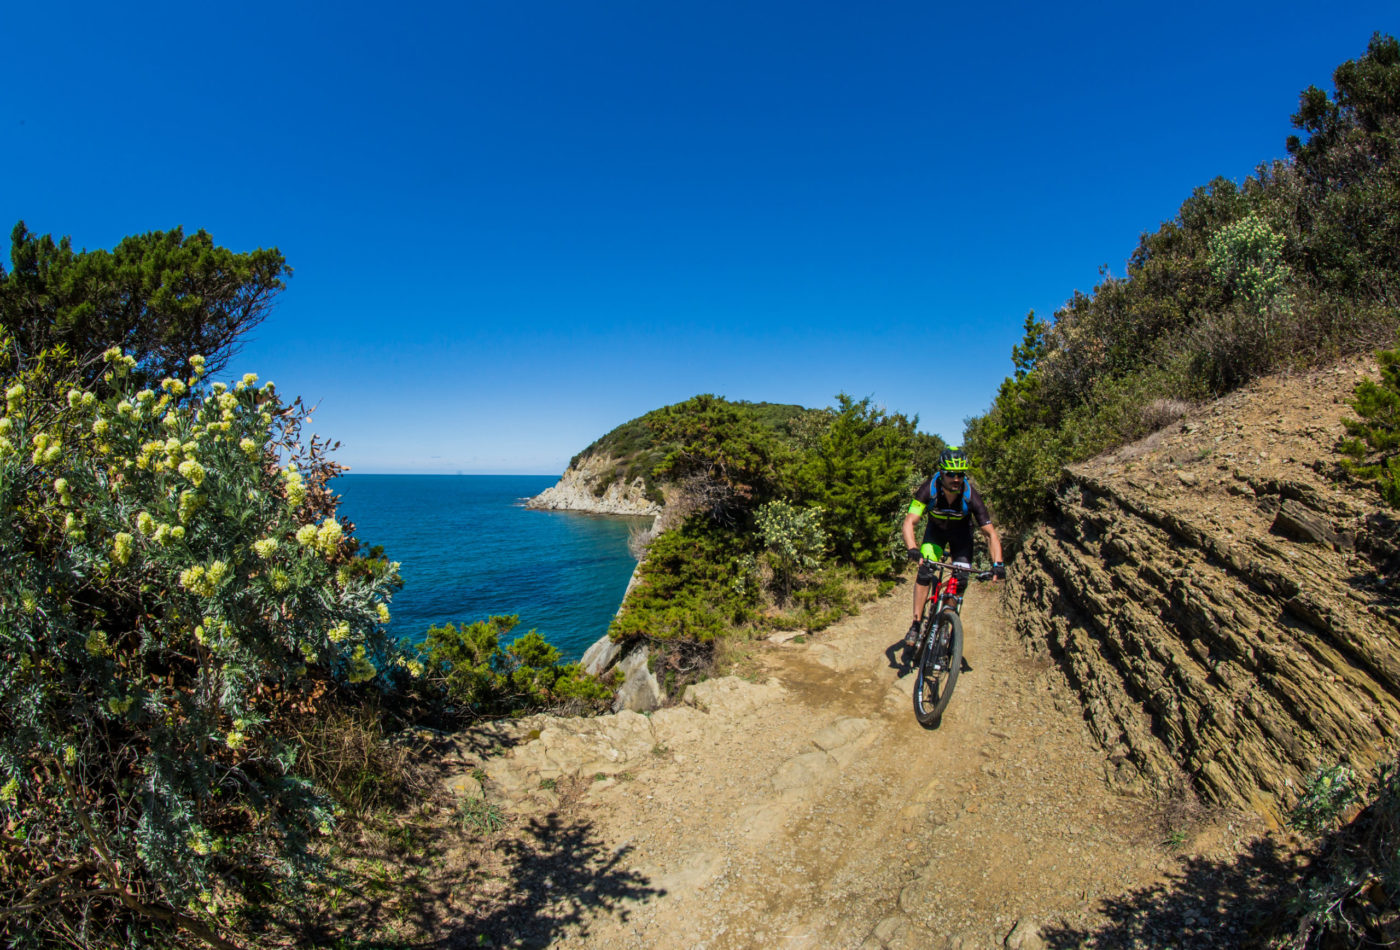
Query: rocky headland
[{"left": 526, "top": 452, "right": 663, "bottom": 517}]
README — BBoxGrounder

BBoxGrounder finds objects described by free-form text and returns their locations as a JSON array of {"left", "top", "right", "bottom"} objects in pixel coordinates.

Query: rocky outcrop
[
  {"left": 1010, "top": 358, "right": 1400, "bottom": 822},
  {"left": 526, "top": 452, "right": 662, "bottom": 516},
  {"left": 611, "top": 645, "right": 663, "bottom": 713}
]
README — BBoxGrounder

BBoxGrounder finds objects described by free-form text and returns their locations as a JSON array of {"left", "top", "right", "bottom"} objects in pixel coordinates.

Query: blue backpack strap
[{"left": 930, "top": 473, "right": 972, "bottom": 519}]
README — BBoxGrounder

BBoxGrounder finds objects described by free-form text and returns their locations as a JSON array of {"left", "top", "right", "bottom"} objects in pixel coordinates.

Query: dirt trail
[{"left": 467, "top": 579, "right": 1274, "bottom": 949}]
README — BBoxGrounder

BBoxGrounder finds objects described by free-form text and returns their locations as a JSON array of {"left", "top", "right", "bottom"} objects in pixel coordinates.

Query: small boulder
[
  {"left": 446, "top": 772, "right": 482, "bottom": 798},
  {"left": 1005, "top": 918, "right": 1045, "bottom": 950},
  {"left": 580, "top": 634, "right": 622, "bottom": 676},
  {"left": 612, "top": 646, "right": 663, "bottom": 713}
]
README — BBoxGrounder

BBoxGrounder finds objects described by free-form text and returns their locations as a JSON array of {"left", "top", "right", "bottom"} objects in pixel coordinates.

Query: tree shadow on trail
[
  {"left": 441, "top": 812, "right": 662, "bottom": 948},
  {"left": 1041, "top": 836, "right": 1300, "bottom": 949},
  {"left": 283, "top": 807, "right": 662, "bottom": 949}
]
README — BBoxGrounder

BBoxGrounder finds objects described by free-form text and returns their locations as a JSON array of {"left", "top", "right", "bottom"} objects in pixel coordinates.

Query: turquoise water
[{"left": 332, "top": 474, "right": 646, "bottom": 662}]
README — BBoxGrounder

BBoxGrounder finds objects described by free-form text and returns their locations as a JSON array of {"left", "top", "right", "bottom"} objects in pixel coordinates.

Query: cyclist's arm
[
  {"left": 902, "top": 499, "right": 925, "bottom": 551},
  {"left": 979, "top": 521, "right": 1003, "bottom": 564}
]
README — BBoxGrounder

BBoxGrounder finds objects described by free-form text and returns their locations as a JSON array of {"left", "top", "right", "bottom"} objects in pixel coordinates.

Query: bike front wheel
[{"left": 913, "top": 610, "right": 963, "bottom": 726}]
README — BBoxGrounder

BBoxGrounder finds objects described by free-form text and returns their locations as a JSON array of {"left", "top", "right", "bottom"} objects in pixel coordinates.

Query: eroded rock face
[
  {"left": 612, "top": 646, "right": 663, "bottom": 713},
  {"left": 1009, "top": 358, "right": 1400, "bottom": 822},
  {"left": 580, "top": 633, "right": 622, "bottom": 676},
  {"left": 526, "top": 452, "right": 662, "bottom": 516}
]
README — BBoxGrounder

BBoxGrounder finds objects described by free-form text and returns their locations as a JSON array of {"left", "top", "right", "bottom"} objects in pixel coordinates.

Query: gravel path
[{"left": 469, "top": 578, "right": 1276, "bottom": 948}]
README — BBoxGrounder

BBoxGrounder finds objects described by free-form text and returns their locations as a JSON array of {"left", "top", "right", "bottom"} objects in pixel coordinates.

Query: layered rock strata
[{"left": 1009, "top": 359, "right": 1400, "bottom": 822}]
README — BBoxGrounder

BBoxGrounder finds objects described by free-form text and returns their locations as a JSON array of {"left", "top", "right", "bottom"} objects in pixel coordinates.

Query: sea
[{"left": 332, "top": 474, "right": 647, "bottom": 663}]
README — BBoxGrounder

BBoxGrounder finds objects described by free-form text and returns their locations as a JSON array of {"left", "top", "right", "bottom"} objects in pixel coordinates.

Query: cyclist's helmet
[{"left": 939, "top": 447, "right": 971, "bottom": 473}]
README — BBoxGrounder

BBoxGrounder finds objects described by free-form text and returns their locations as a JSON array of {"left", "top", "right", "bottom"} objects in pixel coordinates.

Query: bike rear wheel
[{"left": 913, "top": 610, "right": 963, "bottom": 726}]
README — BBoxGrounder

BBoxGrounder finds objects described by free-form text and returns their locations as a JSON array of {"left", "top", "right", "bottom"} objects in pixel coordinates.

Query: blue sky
[{"left": 5, "top": 2, "right": 1396, "bottom": 473}]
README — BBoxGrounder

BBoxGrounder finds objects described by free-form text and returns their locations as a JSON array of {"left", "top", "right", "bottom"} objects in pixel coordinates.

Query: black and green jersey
[{"left": 908, "top": 474, "right": 993, "bottom": 527}]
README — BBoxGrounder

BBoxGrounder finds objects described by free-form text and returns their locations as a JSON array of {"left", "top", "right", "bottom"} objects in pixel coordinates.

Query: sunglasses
[{"left": 942, "top": 472, "right": 965, "bottom": 481}]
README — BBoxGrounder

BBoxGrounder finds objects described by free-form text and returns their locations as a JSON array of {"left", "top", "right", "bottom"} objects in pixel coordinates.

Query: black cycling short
[{"left": 916, "top": 520, "right": 975, "bottom": 585}]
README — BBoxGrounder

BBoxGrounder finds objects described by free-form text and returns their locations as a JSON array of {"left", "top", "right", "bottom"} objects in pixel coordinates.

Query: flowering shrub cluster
[
  {"left": 754, "top": 499, "right": 827, "bottom": 603},
  {"left": 1206, "top": 213, "right": 1295, "bottom": 314},
  {"left": 0, "top": 341, "right": 402, "bottom": 945}
]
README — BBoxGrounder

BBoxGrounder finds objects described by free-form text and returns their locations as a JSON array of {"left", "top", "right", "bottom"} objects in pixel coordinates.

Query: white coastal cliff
[{"left": 525, "top": 454, "right": 663, "bottom": 517}]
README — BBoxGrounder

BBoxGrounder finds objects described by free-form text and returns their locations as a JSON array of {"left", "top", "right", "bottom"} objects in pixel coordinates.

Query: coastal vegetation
[
  {"left": 964, "top": 32, "right": 1400, "bottom": 544},
  {"left": 0, "top": 225, "right": 602, "bottom": 947},
  {"left": 4, "top": 29, "right": 1399, "bottom": 949},
  {"left": 961, "top": 32, "right": 1400, "bottom": 947},
  {"left": 0, "top": 222, "right": 290, "bottom": 383},
  {"left": 601, "top": 392, "right": 946, "bottom": 686},
  {"left": 0, "top": 339, "right": 406, "bottom": 945},
  {"left": 570, "top": 396, "right": 819, "bottom": 505},
  {"left": 420, "top": 616, "right": 613, "bottom": 716}
]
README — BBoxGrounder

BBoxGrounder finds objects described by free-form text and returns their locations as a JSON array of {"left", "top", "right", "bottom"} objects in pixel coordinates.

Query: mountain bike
[{"left": 909, "top": 560, "right": 993, "bottom": 727}]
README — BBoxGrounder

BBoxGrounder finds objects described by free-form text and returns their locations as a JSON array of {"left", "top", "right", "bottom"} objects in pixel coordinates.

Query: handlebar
[{"left": 918, "top": 559, "right": 996, "bottom": 582}]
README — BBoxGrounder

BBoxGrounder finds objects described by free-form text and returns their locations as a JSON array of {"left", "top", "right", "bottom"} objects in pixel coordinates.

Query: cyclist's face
[{"left": 940, "top": 472, "right": 964, "bottom": 494}]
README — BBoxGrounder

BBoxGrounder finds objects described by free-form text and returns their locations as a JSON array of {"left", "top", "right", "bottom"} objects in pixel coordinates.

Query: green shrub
[
  {"left": 419, "top": 616, "right": 613, "bottom": 717},
  {"left": 1290, "top": 764, "right": 1361, "bottom": 836},
  {"left": 610, "top": 519, "right": 757, "bottom": 645},
  {"left": 0, "top": 342, "right": 402, "bottom": 945},
  {"left": 1207, "top": 213, "right": 1295, "bottom": 314},
  {"left": 966, "top": 35, "right": 1400, "bottom": 540},
  {"left": 1341, "top": 342, "right": 1400, "bottom": 506},
  {"left": 1280, "top": 760, "right": 1400, "bottom": 948},
  {"left": 793, "top": 395, "right": 915, "bottom": 575},
  {"left": 789, "top": 572, "right": 853, "bottom": 631},
  {"left": 755, "top": 499, "right": 827, "bottom": 603}
]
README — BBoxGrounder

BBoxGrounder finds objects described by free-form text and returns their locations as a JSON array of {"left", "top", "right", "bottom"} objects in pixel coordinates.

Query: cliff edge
[{"left": 526, "top": 452, "right": 663, "bottom": 517}]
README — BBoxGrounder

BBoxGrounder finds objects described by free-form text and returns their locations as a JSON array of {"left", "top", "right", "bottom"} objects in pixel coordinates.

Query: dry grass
[
  {"left": 289, "top": 701, "right": 436, "bottom": 815},
  {"left": 1140, "top": 398, "right": 1194, "bottom": 432},
  {"left": 627, "top": 518, "right": 661, "bottom": 559}
]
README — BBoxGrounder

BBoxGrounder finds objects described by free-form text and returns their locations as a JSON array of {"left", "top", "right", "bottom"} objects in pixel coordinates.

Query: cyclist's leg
[
  {"left": 913, "top": 524, "right": 952, "bottom": 624},
  {"left": 945, "top": 522, "right": 976, "bottom": 607},
  {"left": 946, "top": 521, "right": 975, "bottom": 570}
]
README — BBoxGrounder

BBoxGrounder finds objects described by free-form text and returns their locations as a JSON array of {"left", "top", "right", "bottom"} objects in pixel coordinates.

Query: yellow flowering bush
[{"left": 0, "top": 341, "right": 402, "bottom": 944}]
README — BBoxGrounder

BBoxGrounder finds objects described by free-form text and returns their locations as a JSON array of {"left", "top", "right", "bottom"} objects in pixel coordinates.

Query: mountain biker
[{"left": 901, "top": 447, "right": 1004, "bottom": 646}]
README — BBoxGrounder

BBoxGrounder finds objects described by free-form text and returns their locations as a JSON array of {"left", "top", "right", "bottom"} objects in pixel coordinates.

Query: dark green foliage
[
  {"left": 0, "top": 222, "right": 289, "bottom": 382},
  {"left": 610, "top": 519, "right": 757, "bottom": 644},
  {"left": 1341, "top": 343, "right": 1400, "bottom": 505},
  {"left": 1290, "top": 764, "right": 1362, "bottom": 836},
  {"left": 567, "top": 397, "right": 821, "bottom": 508},
  {"left": 1010, "top": 311, "right": 1049, "bottom": 380},
  {"left": 794, "top": 395, "right": 916, "bottom": 574},
  {"left": 966, "top": 34, "right": 1400, "bottom": 543},
  {"left": 603, "top": 391, "right": 943, "bottom": 662},
  {"left": 788, "top": 571, "right": 854, "bottom": 631},
  {"left": 419, "top": 616, "right": 613, "bottom": 716},
  {"left": 649, "top": 394, "right": 789, "bottom": 500}
]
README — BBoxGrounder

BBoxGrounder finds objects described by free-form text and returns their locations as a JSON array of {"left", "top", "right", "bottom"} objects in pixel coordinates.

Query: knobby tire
[{"left": 913, "top": 610, "right": 963, "bottom": 727}]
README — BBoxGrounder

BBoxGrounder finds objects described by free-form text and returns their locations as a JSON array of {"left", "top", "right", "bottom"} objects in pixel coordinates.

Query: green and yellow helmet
[{"left": 939, "top": 447, "right": 971, "bottom": 473}]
